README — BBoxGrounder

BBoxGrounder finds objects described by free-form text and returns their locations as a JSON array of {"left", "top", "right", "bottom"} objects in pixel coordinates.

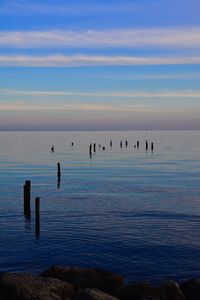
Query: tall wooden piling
[
  {"left": 137, "top": 141, "right": 139, "bottom": 148},
  {"left": 35, "top": 197, "right": 40, "bottom": 239},
  {"left": 57, "top": 162, "right": 61, "bottom": 180},
  {"left": 24, "top": 180, "right": 31, "bottom": 219}
]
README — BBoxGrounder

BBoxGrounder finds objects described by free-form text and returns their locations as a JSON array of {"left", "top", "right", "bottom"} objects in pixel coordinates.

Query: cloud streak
[
  {"left": 0, "top": 28, "right": 200, "bottom": 49},
  {"left": 1, "top": 88, "right": 200, "bottom": 98},
  {"left": 0, "top": 54, "right": 200, "bottom": 67}
]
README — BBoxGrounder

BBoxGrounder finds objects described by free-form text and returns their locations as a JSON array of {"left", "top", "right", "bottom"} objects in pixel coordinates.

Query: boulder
[
  {"left": 159, "top": 281, "right": 185, "bottom": 300},
  {"left": 180, "top": 279, "right": 200, "bottom": 300},
  {"left": 0, "top": 272, "right": 74, "bottom": 300},
  {"left": 75, "top": 288, "right": 119, "bottom": 300},
  {"left": 41, "top": 266, "right": 123, "bottom": 292},
  {"left": 117, "top": 282, "right": 161, "bottom": 300}
]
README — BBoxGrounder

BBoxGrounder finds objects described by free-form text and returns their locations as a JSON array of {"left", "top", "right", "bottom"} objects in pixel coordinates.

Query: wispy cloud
[
  {"left": 0, "top": 27, "right": 200, "bottom": 49},
  {"left": 1, "top": 88, "right": 200, "bottom": 98},
  {"left": 0, "top": 101, "right": 150, "bottom": 112},
  {"left": 0, "top": 54, "right": 200, "bottom": 67}
]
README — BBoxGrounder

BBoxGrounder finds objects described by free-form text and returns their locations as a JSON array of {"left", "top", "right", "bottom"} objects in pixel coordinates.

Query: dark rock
[
  {"left": 180, "top": 279, "right": 200, "bottom": 300},
  {"left": 159, "top": 281, "right": 185, "bottom": 300},
  {"left": 117, "top": 282, "right": 161, "bottom": 300},
  {"left": 0, "top": 272, "right": 74, "bottom": 300},
  {"left": 41, "top": 266, "right": 123, "bottom": 292},
  {"left": 75, "top": 288, "right": 119, "bottom": 300}
]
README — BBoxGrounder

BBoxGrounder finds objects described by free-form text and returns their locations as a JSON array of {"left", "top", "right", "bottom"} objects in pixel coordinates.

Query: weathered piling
[
  {"left": 120, "top": 141, "right": 123, "bottom": 148},
  {"left": 93, "top": 143, "right": 96, "bottom": 153},
  {"left": 137, "top": 141, "right": 139, "bottom": 148},
  {"left": 89, "top": 143, "right": 92, "bottom": 156},
  {"left": 35, "top": 197, "right": 40, "bottom": 239},
  {"left": 125, "top": 140, "right": 128, "bottom": 147},
  {"left": 23, "top": 180, "right": 31, "bottom": 219},
  {"left": 51, "top": 145, "right": 54, "bottom": 152},
  {"left": 57, "top": 163, "right": 61, "bottom": 180},
  {"left": 151, "top": 142, "right": 154, "bottom": 152},
  {"left": 110, "top": 140, "right": 112, "bottom": 148},
  {"left": 103, "top": 146, "right": 105, "bottom": 151},
  {"left": 145, "top": 140, "right": 148, "bottom": 151}
]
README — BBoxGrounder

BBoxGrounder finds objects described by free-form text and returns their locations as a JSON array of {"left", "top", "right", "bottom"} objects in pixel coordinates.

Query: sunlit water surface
[{"left": 0, "top": 131, "right": 200, "bottom": 283}]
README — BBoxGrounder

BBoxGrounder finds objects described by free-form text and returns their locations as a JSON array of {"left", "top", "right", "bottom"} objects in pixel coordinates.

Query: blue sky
[{"left": 0, "top": 0, "right": 200, "bottom": 130}]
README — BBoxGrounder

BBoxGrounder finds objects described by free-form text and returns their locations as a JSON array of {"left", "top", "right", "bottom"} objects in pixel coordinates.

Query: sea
[{"left": 0, "top": 130, "right": 200, "bottom": 283}]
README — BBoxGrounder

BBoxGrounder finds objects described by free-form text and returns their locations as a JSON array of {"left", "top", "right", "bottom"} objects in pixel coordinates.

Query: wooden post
[
  {"left": 146, "top": 140, "right": 148, "bottom": 151},
  {"left": 110, "top": 140, "right": 112, "bottom": 148},
  {"left": 137, "top": 141, "right": 139, "bottom": 148},
  {"left": 24, "top": 180, "right": 31, "bottom": 219},
  {"left": 57, "top": 162, "right": 61, "bottom": 180},
  {"left": 35, "top": 197, "right": 40, "bottom": 239},
  {"left": 89, "top": 144, "right": 92, "bottom": 157},
  {"left": 151, "top": 142, "right": 154, "bottom": 152}
]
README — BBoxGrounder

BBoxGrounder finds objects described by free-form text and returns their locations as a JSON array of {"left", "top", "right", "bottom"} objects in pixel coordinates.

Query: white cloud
[
  {"left": 1, "top": 88, "right": 200, "bottom": 98},
  {"left": 0, "top": 27, "right": 200, "bottom": 48},
  {"left": 0, "top": 54, "right": 200, "bottom": 67},
  {"left": 0, "top": 99, "right": 150, "bottom": 112}
]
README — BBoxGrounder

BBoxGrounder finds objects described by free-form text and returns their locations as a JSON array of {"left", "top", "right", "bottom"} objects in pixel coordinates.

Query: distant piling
[
  {"left": 89, "top": 144, "right": 92, "bottom": 157},
  {"left": 51, "top": 145, "right": 54, "bottom": 152},
  {"left": 23, "top": 180, "right": 31, "bottom": 219},
  {"left": 71, "top": 142, "right": 74, "bottom": 147},
  {"left": 35, "top": 197, "right": 40, "bottom": 239},
  {"left": 145, "top": 140, "right": 148, "bottom": 151},
  {"left": 125, "top": 140, "right": 128, "bottom": 147},
  {"left": 103, "top": 146, "right": 105, "bottom": 151},
  {"left": 137, "top": 141, "right": 139, "bottom": 149},
  {"left": 120, "top": 141, "right": 123, "bottom": 148},
  {"left": 93, "top": 143, "right": 96, "bottom": 153},
  {"left": 110, "top": 140, "right": 112, "bottom": 148},
  {"left": 151, "top": 142, "right": 154, "bottom": 152}
]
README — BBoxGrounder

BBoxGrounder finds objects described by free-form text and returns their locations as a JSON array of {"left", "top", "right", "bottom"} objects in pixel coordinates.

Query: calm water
[{"left": 0, "top": 130, "right": 200, "bottom": 283}]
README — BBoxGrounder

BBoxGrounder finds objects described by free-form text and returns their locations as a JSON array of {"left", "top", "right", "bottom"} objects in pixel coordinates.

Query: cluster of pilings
[
  {"left": 23, "top": 180, "right": 40, "bottom": 239},
  {"left": 88, "top": 140, "right": 154, "bottom": 157}
]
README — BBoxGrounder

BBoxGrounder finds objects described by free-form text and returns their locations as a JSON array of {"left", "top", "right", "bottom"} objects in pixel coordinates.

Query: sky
[{"left": 0, "top": 0, "right": 200, "bottom": 130}]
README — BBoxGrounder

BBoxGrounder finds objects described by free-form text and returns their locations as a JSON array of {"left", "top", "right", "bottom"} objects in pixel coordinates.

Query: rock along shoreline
[{"left": 0, "top": 265, "right": 199, "bottom": 299}]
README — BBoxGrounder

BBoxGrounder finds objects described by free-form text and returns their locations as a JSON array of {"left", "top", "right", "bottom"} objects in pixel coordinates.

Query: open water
[{"left": 0, "top": 130, "right": 200, "bottom": 283}]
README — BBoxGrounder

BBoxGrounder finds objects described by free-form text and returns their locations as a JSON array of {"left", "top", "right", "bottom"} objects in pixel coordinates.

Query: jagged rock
[
  {"left": 0, "top": 272, "right": 74, "bottom": 300},
  {"left": 41, "top": 266, "right": 123, "bottom": 292},
  {"left": 180, "top": 279, "right": 200, "bottom": 300},
  {"left": 159, "top": 281, "right": 185, "bottom": 300},
  {"left": 75, "top": 288, "right": 119, "bottom": 300},
  {"left": 117, "top": 282, "right": 161, "bottom": 300}
]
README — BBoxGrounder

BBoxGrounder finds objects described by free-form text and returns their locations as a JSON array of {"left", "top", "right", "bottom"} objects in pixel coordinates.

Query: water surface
[{"left": 0, "top": 130, "right": 200, "bottom": 283}]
